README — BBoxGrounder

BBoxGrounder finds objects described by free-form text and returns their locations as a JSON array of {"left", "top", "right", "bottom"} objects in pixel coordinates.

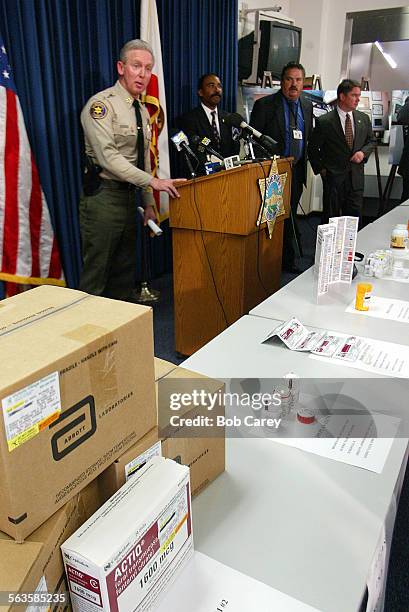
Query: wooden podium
[{"left": 169, "top": 158, "right": 292, "bottom": 355}]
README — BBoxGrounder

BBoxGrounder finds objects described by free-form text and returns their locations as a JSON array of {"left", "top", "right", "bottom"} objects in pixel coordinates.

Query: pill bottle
[
  {"left": 283, "top": 372, "right": 300, "bottom": 413},
  {"left": 355, "top": 282, "right": 372, "bottom": 311},
  {"left": 390, "top": 224, "right": 408, "bottom": 249},
  {"left": 392, "top": 261, "right": 409, "bottom": 280}
]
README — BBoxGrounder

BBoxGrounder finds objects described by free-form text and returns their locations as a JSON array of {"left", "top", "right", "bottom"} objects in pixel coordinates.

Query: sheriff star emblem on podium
[{"left": 257, "top": 157, "right": 287, "bottom": 238}]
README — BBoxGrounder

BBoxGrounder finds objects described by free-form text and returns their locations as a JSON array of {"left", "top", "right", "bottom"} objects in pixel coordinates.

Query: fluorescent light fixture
[
  {"left": 383, "top": 53, "right": 397, "bottom": 69},
  {"left": 374, "top": 40, "right": 397, "bottom": 69}
]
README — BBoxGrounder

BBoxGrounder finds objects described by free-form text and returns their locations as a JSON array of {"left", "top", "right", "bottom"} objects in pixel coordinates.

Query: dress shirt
[
  {"left": 337, "top": 105, "right": 355, "bottom": 138},
  {"left": 201, "top": 103, "right": 220, "bottom": 135}
]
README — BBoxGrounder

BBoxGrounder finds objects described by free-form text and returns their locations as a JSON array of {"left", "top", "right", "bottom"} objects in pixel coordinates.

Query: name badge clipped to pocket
[{"left": 293, "top": 129, "right": 303, "bottom": 140}]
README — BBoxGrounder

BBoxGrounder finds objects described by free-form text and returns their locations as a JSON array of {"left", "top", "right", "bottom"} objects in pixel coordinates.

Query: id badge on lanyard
[{"left": 293, "top": 129, "right": 303, "bottom": 140}]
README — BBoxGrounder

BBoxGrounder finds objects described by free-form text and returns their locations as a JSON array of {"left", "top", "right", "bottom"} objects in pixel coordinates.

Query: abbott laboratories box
[
  {"left": 158, "top": 363, "right": 226, "bottom": 497},
  {"left": 98, "top": 427, "right": 161, "bottom": 503},
  {"left": 154, "top": 357, "right": 178, "bottom": 381},
  {"left": 0, "top": 480, "right": 101, "bottom": 612},
  {"left": 62, "top": 458, "right": 193, "bottom": 612},
  {"left": 0, "top": 286, "right": 156, "bottom": 540},
  {"left": 98, "top": 359, "right": 225, "bottom": 502}
]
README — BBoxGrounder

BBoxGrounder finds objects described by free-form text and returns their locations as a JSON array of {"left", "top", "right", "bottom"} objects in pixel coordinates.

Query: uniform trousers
[{"left": 79, "top": 183, "right": 138, "bottom": 299}]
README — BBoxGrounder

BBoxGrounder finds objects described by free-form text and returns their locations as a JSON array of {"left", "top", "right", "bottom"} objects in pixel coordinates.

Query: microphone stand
[
  {"left": 183, "top": 152, "right": 196, "bottom": 178},
  {"left": 243, "top": 133, "right": 274, "bottom": 160},
  {"left": 243, "top": 133, "right": 255, "bottom": 160}
]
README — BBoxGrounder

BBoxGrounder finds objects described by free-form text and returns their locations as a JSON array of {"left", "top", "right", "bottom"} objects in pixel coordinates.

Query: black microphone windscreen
[{"left": 223, "top": 112, "right": 244, "bottom": 128}]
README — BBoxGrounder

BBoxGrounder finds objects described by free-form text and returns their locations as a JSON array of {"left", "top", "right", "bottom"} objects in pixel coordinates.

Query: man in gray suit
[{"left": 308, "top": 79, "right": 375, "bottom": 224}]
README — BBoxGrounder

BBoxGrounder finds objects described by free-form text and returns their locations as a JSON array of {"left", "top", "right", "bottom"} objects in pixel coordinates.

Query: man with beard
[
  {"left": 174, "top": 73, "right": 240, "bottom": 176},
  {"left": 250, "top": 62, "right": 313, "bottom": 273}
]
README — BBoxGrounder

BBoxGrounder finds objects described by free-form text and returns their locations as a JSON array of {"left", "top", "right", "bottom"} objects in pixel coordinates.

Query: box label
[
  {"left": 66, "top": 565, "right": 103, "bottom": 608},
  {"left": 106, "top": 483, "right": 191, "bottom": 612},
  {"left": 124, "top": 441, "right": 162, "bottom": 480},
  {"left": 2, "top": 371, "right": 61, "bottom": 451}
]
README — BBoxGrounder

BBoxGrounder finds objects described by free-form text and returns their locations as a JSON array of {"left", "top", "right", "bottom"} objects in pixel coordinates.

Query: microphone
[
  {"left": 223, "top": 113, "right": 278, "bottom": 154},
  {"left": 169, "top": 130, "right": 199, "bottom": 162},
  {"left": 190, "top": 135, "right": 224, "bottom": 161}
]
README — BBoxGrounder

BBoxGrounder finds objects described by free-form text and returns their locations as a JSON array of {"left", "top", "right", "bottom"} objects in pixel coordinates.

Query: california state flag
[{"left": 141, "top": 0, "right": 171, "bottom": 220}]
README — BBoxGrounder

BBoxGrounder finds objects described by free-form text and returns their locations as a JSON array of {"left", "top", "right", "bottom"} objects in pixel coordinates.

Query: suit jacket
[
  {"left": 250, "top": 90, "right": 313, "bottom": 184},
  {"left": 308, "top": 108, "right": 374, "bottom": 190},
  {"left": 174, "top": 105, "right": 240, "bottom": 176},
  {"left": 397, "top": 102, "right": 409, "bottom": 176}
]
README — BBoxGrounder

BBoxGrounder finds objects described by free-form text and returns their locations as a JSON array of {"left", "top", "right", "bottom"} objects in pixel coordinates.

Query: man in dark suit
[
  {"left": 308, "top": 79, "right": 374, "bottom": 224},
  {"left": 174, "top": 73, "right": 240, "bottom": 176},
  {"left": 397, "top": 96, "right": 409, "bottom": 203},
  {"left": 250, "top": 62, "right": 313, "bottom": 273}
]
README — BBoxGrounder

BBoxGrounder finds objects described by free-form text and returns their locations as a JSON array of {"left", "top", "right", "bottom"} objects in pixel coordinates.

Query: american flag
[{"left": 0, "top": 38, "right": 64, "bottom": 292}]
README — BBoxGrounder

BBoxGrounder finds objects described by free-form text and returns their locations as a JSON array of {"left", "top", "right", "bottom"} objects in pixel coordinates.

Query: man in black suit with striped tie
[
  {"left": 308, "top": 79, "right": 375, "bottom": 225},
  {"left": 174, "top": 73, "right": 240, "bottom": 176}
]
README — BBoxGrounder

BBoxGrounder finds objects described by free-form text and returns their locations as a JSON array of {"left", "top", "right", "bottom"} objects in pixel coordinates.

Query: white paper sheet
[
  {"left": 311, "top": 336, "right": 409, "bottom": 377},
  {"left": 346, "top": 296, "right": 409, "bottom": 323},
  {"left": 269, "top": 413, "right": 399, "bottom": 473},
  {"left": 155, "top": 551, "right": 322, "bottom": 612}
]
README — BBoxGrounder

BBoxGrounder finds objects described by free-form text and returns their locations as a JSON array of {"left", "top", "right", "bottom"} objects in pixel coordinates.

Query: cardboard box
[
  {"left": 0, "top": 480, "right": 101, "bottom": 612},
  {"left": 62, "top": 458, "right": 193, "bottom": 612},
  {"left": 0, "top": 286, "right": 156, "bottom": 540},
  {"left": 158, "top": 361, "right": 225, "bottom": 497},
  {"left": 162, "top": 433, "right": 225, "bottom": 498},
  {"left": 154, "top": 357, "right": 177, "bottom": 381},
  {"left": 98, "top": 359, "right": 225, "bottom": 501},
  {"left": 98, "top": 428, "right": 161, "bottom": 504}
]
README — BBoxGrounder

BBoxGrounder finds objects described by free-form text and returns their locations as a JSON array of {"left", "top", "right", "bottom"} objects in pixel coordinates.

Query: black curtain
[{"left": 0, "top": 0, "right": 238, "bottom": 289}]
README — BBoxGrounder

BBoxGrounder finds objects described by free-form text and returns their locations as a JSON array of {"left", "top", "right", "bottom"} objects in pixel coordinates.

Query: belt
[{"left": 100, "top": 179, "right": 135, "bottom": 191}]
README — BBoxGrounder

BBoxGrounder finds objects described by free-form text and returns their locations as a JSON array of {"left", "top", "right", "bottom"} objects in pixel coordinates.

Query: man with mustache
[
  {"left": 174, "top": 73, "right": 240, "bottom": 176},
  {"left": 308, "top": 79, "right": 374, "bottom": 223},
  {"left": 250, "top": 62, "right": 313, "bottom": 274},
  {"left": 79, "top": 39, "right": 184, "bottom": 300}
]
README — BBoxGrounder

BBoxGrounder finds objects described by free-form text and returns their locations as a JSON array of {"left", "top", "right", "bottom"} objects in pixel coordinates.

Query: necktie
[
  {"left": 345, "top": 113, "right": 353, "bottom": 150},
  {"left": 133, "top": 100, "right": 146, "bottom": 171},
  {"left": 211, "top": 110, "right": 221, "bottom": 150},
  {"left": 289, "top": 101, "right": 300, "bottom": 162}
]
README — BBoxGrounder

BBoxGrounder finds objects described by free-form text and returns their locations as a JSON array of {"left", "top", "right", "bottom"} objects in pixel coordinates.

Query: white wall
[
  {"left": 239, "top": 1, "right": 407, "bottom": 87},
  {"left": 290, "top": 0, "right": 407, "bottom": 88},
  {"left": 349, "top": 43, "right": 373, "bottom": 84},
  {"left": 369, "top": 41, "right": 409, "bottom": 90}
]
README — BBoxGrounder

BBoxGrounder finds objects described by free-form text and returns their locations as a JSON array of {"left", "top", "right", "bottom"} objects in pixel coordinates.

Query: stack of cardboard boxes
[{"left": 0, "top": 286, "right": 224, "bottom": 610}]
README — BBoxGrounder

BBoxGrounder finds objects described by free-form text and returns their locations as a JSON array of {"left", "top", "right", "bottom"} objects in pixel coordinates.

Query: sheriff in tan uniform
[{"left": 78, "top": 39, "right": 184, "bottom": 300}]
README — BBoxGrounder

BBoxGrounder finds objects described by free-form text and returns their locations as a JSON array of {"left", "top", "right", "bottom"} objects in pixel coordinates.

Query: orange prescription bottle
[{"left": 355, "top": 282, "right": 372, "bottom": 311}]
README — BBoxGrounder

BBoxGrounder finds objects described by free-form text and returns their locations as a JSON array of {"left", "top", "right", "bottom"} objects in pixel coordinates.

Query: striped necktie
[{"left": 345, "top": 113, "right": 353, "bottom": 150}]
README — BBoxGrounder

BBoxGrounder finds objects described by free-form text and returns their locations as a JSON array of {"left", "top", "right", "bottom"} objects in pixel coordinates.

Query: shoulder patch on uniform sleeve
[{"left": 90, "top": 100, "right": 108, "bottom": 120}]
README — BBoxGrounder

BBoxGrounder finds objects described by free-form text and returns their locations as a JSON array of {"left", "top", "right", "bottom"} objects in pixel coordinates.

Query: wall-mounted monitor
[{"left": 238, "top": 20, "right": 302, "bottom": 83}]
